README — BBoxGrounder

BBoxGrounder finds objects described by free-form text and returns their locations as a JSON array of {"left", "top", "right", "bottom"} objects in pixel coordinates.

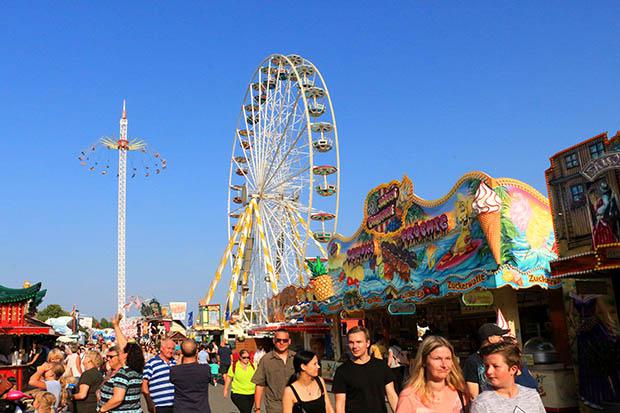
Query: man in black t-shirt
[
  {"left": 333, "top": 326, "right": 398, "bottom": 413},
  {"left": 462, "top": 323, "right": 538, "bottom": 398},
  {"left": 170, "top": 339, "right": 212, "bottom": 413},
  {"left": 217, "top": 341, "right": 232, "bottom": 379}
]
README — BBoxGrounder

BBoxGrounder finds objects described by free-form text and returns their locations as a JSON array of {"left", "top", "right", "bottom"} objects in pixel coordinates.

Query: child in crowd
[
  {"left": 210, "top": 361, "right": 220, "bottom": 386},
  {"left": 33, "top": 391, "right": 56, "bottom": 413},
  {"left": 28, "top": 362, "right": 65, "bottom": 410},
  {"left": 470, "top": 340, "right": 545, "bottom": 413}
]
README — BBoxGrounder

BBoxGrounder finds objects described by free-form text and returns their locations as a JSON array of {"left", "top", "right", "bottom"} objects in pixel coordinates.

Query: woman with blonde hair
[
  {"left": 396, "top": 336, "right": 469, "bottom": 413},
  {"left": 72, "top": 350, "right": 104, "bottom": 412},
  {"left": 33, "top": 391, "right": 57, "bottom": 413},
  {"left": 47, "top": 348, "right": 65, "bottom": 363}
]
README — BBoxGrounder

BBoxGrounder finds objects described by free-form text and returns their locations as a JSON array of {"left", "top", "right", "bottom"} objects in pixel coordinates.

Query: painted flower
[
  {"left": 525, "top": 204, "right": 554, "bottom": 250},
  {"left": 509, "top": 192, "right": 532, "bottom": 233}
]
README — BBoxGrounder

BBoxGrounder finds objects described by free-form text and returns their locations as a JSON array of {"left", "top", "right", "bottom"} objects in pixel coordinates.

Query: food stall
[
  {"left": 0, "top": 282, "right": 56, "bottom": 390},
  {"left": 287, "top": 172, "right": 573, "bottom": 405}
]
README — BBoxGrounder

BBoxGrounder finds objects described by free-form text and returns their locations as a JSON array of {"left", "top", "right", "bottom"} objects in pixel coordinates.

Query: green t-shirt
[{"left": 227, "top": 362, "right": 257, "bottom": 395}]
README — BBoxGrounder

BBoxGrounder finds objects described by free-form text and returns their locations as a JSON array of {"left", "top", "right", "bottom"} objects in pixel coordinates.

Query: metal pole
[{"left": 118, "top": 101, "right": 128, "bottom": 317}]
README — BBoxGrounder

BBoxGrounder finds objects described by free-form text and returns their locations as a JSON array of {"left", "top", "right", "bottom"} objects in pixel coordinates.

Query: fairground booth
[
  {"left": 287, "top": 172, "right": 576, "bottom": 410},
  {"left": 546, "top": 131, "right": 620, "bottom": 411},
  {"left": 0, "top": 282, "right": 56, "bottom": 390}
]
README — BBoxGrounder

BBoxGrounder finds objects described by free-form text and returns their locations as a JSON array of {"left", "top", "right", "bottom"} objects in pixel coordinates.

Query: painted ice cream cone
[{"left": 473, "top": 181, "right": 503, "bottom": 265}]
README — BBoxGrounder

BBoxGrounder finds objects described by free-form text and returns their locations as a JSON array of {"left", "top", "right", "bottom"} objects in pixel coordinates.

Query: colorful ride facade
[{"left": 291, "top": 171, "right": 559, "bottom": 316}]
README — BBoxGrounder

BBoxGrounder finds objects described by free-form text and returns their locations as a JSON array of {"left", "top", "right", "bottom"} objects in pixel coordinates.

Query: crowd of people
[{"left": 0, "top": 318, "right": 545, "bottom": 413}]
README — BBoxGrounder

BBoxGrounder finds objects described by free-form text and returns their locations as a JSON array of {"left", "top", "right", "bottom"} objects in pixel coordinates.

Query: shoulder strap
[
  {"left": 289, "top": 384, "right": 302, "bottom": 403},
  {"left": 315, "top": 377, "right": 325, "bottom": 395},
  {"left": 233, "top": 361, "right": 237, "bottom": 373}
]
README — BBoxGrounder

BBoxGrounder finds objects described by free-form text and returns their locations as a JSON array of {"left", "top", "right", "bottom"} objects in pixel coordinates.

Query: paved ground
[{"left": 207, "top": 383, "right": 241, "bottom": 413}]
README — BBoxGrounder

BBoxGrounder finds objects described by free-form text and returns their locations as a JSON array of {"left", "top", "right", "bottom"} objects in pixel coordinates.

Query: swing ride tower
[{"left": 79, "top": 101, "right": 167, "bottom": 317}]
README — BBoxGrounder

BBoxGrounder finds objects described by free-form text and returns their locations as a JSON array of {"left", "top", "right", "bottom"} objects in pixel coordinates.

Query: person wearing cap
[{"left": 462, "top": 323, "right": 537, "bottom": 398}]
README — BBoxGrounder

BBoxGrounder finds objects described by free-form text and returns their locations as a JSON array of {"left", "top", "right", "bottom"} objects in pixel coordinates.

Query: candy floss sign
[{"left": 314, "top": 173, "right": 559, "bottom": 313}]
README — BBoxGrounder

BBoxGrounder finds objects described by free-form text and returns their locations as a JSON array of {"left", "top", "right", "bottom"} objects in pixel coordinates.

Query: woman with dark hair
[
  {"left": 282, "top": 350, "right": 333, "bottom": 413},
  {"left": 98, "top": 315, "right": 144, "bottom": 413},
  {"left": 223, "top": 349, "right": 256, "bottom": 413}
]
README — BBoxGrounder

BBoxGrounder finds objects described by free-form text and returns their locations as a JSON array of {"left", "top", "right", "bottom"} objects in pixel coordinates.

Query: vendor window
[
  {"left": 564, "top": 153, "right": 579, "bottom": 168},
  {"left": 570, "top": 184, "right": 584, "bottom": 203},
  {"left": 589, "top": 141, "right": 605, "bottom": 159}
]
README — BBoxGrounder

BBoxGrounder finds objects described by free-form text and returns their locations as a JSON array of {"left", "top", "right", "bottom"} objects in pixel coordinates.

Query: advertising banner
[
  {"left": 169, "top": 302, "right": 187, "bottom": 321},
  {"left": 79, "top": 317, "right": 93, "bottom": 329}
]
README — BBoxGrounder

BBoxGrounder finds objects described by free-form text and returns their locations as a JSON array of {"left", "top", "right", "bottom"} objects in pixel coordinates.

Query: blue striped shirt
[{"left": 143, "top": 355, "right": 176, "bottom": 407}]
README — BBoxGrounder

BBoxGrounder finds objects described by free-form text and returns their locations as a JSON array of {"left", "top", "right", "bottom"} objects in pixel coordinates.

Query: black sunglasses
[
  {"left": 274, "top": 338, "right": 290, "bottom": 343},
  {"left": 240, "top": 356, "right": 250, "bottom": 360}
]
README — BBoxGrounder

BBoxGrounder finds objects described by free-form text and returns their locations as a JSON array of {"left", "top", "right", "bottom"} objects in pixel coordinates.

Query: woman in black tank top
[{"left": 282, "top": 350, "right": 334, "bottom": 413}]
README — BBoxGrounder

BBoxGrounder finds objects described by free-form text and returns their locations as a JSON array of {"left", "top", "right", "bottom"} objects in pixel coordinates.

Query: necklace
[{"left": 298, "top": 381, "right": 317, "bottom": 398}]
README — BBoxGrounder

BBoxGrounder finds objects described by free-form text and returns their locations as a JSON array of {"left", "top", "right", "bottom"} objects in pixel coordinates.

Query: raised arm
[
  {"left": 112, "top": 313, "right": 127, "bottom": 353},
  {"left": 28, "top": 363, "right": 49, "bottom": 390}
]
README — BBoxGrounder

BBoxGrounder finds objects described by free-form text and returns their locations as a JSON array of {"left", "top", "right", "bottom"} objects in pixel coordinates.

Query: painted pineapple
[{"left": 306, "top": 257, "right": 335, "bottom": 301}]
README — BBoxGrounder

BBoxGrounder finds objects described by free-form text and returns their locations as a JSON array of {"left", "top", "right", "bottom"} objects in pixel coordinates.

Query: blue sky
[{"left": 2, "top": 2, "right": 620, "bottom": 318}]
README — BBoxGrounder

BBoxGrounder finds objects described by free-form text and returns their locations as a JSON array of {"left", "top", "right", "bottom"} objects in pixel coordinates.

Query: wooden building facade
[{"left": 546, "top": 131, "right": 620, "bottom": 275}]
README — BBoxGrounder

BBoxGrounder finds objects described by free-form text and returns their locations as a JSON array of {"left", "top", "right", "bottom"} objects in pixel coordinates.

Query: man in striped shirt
[{"left": 142, "top": 338, "right": 176, "bottom": 413}]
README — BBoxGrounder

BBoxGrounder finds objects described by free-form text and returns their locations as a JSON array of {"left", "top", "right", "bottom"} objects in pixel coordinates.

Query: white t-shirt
[
  {"left": 471, "top": 384, "right": 546, "bottom": 413},
  {"left": 45, "top": 380, "right": 61, "bottom": 408},
  {"left": 253, "top": 349, "right": 265, "bottom": 365},
  {"left": 66, "top": 353, "right": 81, "bottom": 377}
]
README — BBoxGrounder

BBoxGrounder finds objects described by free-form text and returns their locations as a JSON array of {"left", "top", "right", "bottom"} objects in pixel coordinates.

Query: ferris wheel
[{"left": 202, "top": 54, "right": 340, "bottom": 324}]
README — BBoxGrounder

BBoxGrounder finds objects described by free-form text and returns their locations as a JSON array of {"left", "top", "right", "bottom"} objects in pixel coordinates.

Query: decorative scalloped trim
[{"left": 332, "top": 171, "right": 550, "bottom": 243}]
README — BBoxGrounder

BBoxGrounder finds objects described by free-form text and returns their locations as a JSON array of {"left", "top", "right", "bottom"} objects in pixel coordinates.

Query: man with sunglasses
[{"left": 251, "top": 329, "right": 295, "bottom": 413}]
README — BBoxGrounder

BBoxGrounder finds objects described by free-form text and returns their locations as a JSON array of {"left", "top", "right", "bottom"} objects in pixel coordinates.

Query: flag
[
  {"left": 224, "top": 298, "right": 231, "bottom": 322},
  {"left": 187, "top": 311, "right": 194, "bottom": 327},
  {"left": 496, "top": 308, "right": 512, "bottom": 336}
]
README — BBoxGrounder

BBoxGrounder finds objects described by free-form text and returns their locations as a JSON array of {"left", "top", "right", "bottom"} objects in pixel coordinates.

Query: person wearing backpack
[{"left": 223, "top": 349, "right": 256, "bottom": 413}]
